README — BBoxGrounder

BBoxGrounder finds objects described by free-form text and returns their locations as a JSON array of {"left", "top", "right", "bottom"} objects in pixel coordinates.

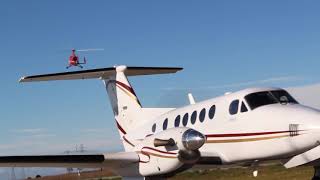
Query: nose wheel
[{"left": 312, "top": 166, "right": 320, "bottom": 180}]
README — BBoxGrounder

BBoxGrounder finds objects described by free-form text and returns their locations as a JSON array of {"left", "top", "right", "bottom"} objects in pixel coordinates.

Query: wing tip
[
  {"left": 19, "top": 77, "right": 26, "bottom": 83},
  {"left": 177, "top": 67, "right": 183, "bottom": 71},
  {"left": 19, "top": 76, "right": 33, "bottom": 83}
]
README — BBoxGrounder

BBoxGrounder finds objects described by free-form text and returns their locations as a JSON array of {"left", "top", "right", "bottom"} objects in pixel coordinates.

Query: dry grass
[{"left": 171, "top": 165, "right": 314, "bottom": 180}]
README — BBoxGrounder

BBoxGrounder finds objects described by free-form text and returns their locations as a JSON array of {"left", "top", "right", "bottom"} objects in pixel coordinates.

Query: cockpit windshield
[{"left": 245, "top": 90, "right": 298, "bottom": 110}]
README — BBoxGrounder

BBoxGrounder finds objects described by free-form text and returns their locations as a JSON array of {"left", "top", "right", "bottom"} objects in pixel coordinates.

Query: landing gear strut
[{"left": 312, "top": 166, "right": 320, "bottom": 180}]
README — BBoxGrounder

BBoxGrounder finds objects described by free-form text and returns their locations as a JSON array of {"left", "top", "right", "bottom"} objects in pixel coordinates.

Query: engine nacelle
[{"left": 134, "top": 127, "right": 206, "bottom": 177}]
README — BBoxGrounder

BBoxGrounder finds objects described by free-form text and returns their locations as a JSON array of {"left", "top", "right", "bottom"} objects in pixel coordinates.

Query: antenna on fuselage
[{"left": 188, "top": 93, "right": 196, "bottom": 104}]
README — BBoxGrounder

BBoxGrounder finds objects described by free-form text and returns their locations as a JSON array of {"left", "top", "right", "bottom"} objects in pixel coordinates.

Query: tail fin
[
  {"left": 103, "top": 67, "right": 145, "bottom": 151},
  {"left": 104, "top": 67, "right": 142, "bottom": 134},
  {"left": 19, "top": 65, "right": 182, "bottom": 151}
]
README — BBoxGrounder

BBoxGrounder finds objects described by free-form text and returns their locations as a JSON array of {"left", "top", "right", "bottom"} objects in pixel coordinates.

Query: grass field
[
  {"left": 34, "top": 165, "right": 315, "bottom": 180},
  {"left": 171, "top": 165, "right": 314, "bottom": 180}
]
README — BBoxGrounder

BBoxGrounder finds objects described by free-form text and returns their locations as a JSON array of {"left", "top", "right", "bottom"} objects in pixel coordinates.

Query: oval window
[
  {"left": 229, "top": 100, "right": 239, "bottom": 115},
  {"left": 174, "top": 115, "right": 181, "bottom": 127},
  {"left": 209, "top": 105, "right": 216, "bottom": 119},
  {"left": 182, "top": 113, "right": 189, "bottom": 126},
  {"left": 191, "top": 111, "right": 197, "bottom": 125},
  {"left": 199, "top": 108, "right": 206, "bottom": 123},
  {"left": 152, "top": 123, "right": 156, "bottom": 133},
  {"left": 163, "top": 118, "right": 168, "bottom": 130}
]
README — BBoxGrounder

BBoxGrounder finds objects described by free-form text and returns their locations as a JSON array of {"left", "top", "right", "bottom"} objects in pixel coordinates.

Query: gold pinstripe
[{"left": 206, "top": 135, "right": 290, "bottom": 143}]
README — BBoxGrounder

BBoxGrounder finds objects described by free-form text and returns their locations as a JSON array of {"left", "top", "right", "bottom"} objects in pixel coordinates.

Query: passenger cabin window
[
  {"left": 245, "top": 90, "right": 298, "bottom": 110},
  {"left": 182, "top": 113, "right": 189, "bottom": 126},
  {"left": 174, "top": 115, "right": 181, "bottom": 127},
  {"left": 240, "top": 102, "right": 248, "bottom": 113},
  {"left": 152, "top": 123, "right": 156, "bottom": 132},
  {"left": 209, "top": 105, "right": 216, "bottom": 119},
  {"left": 229, "top": 100, "right": 239, "bottom": 115},
  {"left": 191, "top": 111, "right": 197, "bottom": 124},
  {"left": 163, "top": 118, "right": 168, "bottom": 130},
  {"left": 199, "top": 108, "right": 206, "bottom": 122}
]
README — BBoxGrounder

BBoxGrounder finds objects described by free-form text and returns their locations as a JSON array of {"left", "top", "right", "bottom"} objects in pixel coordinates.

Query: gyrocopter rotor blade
[{"left": 76, "top": 48, "right": 104, "bottom": 52}]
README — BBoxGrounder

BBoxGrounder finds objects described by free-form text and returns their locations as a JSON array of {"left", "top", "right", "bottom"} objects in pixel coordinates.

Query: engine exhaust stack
[{"left": 154, "top": 138, "right": 175, "bottom": 147}]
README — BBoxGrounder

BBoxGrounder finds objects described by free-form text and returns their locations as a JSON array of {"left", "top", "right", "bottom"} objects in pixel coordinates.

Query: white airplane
[{"left": 2, "top": 65, "right": 320, "bottom": 180}]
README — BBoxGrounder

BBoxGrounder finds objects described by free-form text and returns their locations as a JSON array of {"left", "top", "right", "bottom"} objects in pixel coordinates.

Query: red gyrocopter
[{"left": 66, "top": 48, "right": 104, "bottom": 69}]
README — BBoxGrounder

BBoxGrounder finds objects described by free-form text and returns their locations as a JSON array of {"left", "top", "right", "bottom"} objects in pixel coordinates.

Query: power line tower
[
  {"left": 79, "top": 144, "right": 85, "bottom": 153},
  {"left": 75, "top": 144, "right": 85, "bottom": 153},
  {"left": 76, "top": 144, "right": 85, "bottom": 179},
  {"left": 64, "top": 144, "right": 86, "bottom": 175},
  {"left": 64, "top": 150, "right": 74, "bottom": 174}
]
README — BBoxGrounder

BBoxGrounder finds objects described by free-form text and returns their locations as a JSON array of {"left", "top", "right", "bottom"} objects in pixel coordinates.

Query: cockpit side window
[
  {"left": 271, "top": 90, "right": 298, "bottom": 104},
  {"left": 240, "top": 102, "right": 248, "bottom": 113},
  {"left": 245, "top": 91, "right": 277, "bottom": 110},
  {"left": 229, "top": 100, "right": 239, "bottom": 115},
  {"left": 245, "top": 90, "right": 298, "bottom": 110}
]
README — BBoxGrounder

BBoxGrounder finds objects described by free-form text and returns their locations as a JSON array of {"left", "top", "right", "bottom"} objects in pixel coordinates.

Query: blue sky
[{"left": 1, "top": 0, "right": 320, "bottom": 155}]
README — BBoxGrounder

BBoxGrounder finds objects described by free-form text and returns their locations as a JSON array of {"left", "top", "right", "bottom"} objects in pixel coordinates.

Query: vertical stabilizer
[{"left": 104, "top": 66, "right": 143, "bottom": 151}]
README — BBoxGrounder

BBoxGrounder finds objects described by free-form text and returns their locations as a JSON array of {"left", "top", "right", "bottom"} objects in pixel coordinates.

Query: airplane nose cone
[{"left": 182, "top": 129, "right": 206, "bottom": 151}]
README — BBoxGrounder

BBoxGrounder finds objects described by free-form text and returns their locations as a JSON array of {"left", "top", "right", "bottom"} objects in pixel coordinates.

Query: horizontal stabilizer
[
  {"left": 19, "top": 66, "right": 183, "bottom": 82},
  {"left": 0, "top": 152, "right": 139, "bottom": 168}
]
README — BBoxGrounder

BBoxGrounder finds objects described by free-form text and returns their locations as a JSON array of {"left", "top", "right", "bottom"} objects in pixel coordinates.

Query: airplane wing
[
  {"left": 19, "top": 66, "right": 183, "bottom": 82},
  {"left": 0, "top": 152, "right": 139, "bottom": 168}
]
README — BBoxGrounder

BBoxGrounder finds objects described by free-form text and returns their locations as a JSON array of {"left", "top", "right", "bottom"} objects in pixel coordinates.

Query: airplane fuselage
[{"left": 127, "top": 87, "right": 320, "bottom": 175}]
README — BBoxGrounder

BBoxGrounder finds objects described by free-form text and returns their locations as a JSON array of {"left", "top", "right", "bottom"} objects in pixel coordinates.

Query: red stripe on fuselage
[
  {"left": 142, "top": 147, "right": 177, "bottom": 155},
  {"left": 123, "top": 136, "right": 135, "bottom": 147},
  {"left": 206, "top": 131, "right": 293, "bottom": 138},
  {"left": 116, "top": 121, "right": 127, "bottom": 135}
]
